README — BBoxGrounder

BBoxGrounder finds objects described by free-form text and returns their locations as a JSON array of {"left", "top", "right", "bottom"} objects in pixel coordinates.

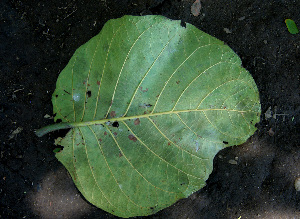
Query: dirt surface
[{"left": 1, "top": 0, "right": 299, "bottom": 218}]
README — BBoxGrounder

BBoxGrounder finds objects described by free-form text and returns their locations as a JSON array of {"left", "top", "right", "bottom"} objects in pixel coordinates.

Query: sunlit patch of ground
[{"left": 29, "top": 167, "right": 93, "bottom": 219}]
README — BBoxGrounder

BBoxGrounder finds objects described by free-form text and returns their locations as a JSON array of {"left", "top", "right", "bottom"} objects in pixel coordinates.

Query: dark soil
[{"left": 1, "top": 0, "right": 299, "bottom": 218}]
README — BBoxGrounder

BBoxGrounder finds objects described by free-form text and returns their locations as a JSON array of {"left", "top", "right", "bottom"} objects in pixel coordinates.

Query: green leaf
[
  {"left": 285, "top": 19, "right": 299, "bottom": 34},
  {"left": 36, "top": 15, "right": 261, "bottom": 217}
]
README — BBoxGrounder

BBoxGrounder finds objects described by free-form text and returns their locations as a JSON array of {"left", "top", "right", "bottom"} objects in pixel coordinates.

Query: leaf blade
[{"left": 50, "top": 15, "right": 261, "bottom": 217}]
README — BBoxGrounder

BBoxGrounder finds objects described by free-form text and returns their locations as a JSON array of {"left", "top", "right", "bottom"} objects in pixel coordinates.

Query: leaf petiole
[{"left": 35, "top": 122, "right": 74, "bottom": 137}]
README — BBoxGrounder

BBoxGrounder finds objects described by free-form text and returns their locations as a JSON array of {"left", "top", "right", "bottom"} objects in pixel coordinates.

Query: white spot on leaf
[{"left": 73, "top": 94, "right": 80, "bottom": 102}]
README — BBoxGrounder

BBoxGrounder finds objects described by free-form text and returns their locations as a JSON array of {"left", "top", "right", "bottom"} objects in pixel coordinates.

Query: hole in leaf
[
  {"left": 112, "top": 122, "right": 119, "bottom": 127},
  {"left": 223, "top": 141, "right": 229, "bottom": 144},
  {"left": 180, "top": 20, "right": 186, "bottom": 28},
  {"left": 87, "top": 90, "right": 91, "bottom": 97}
]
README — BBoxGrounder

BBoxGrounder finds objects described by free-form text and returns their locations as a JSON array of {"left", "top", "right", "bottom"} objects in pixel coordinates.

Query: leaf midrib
[
  {"left": 35, "top": 108, "right": 251, "bottom": 137},
  {"left": 70, "top": 108, "right": 249, "bottom": 128}
]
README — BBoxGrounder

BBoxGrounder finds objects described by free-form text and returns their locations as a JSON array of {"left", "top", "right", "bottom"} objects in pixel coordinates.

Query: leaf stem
[{"left": 35, "top": 122, "right": 74, "bottom": 137}]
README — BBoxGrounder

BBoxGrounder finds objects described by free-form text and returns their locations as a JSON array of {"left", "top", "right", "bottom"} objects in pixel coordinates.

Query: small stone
[
  {"left": 295, "top": 177, "right": 300, "bottom": 191},
  {"left": 238, "top": 16, "right": 245, "bottom": 21},
  {"left": 223, "top": 28, "right": 232, "bottom": 34},
  {"left": 228, "top": 159, "right": 238, "bottom": 165}
]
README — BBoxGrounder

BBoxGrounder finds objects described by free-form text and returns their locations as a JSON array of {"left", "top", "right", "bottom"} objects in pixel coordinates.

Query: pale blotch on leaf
[{"left": 72, "top": 94, "right": 80, "bottom": 102}]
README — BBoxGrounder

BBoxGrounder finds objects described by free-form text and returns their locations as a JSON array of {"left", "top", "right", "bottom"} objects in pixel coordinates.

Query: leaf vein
[
  {"left": 147, "top": 117, "right": 205, "bottom": 160},
  {"left": 80, "top": 127, "right": 121, "bottom": 211},
  {"left": 105, "top": 124, "right": 177, "bottom": 194},
  {"left": 105, "top": 18, "right": 164, "bottom": 119},
  {"left": 123, "top": 28, "right": 178, "bottom": 116},
  {"left": 93, "top": 21, "right": 128, "bottom": 120},
  {"left": 152, "top": 44, "right": 215, "bottom": 113},
  {"left": 122, "top": 121, "right": 202, "bottom": 179}
]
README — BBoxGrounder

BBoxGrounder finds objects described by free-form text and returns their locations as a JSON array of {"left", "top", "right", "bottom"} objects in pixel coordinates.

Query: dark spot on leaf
[
  {"left": 112, "top": 122, "right": 119, "bottom": 127},
  {"left": 168, "top": 142, "right": 171, "bottom": 146},
  {"left": 139, "top": 103, "right": 152, "bottom": 108},
  {"left": 97, "top": 80, "right": 100, "bottom": 85},
  {"left": 113, "top": 132, "right": 117, "bottom": 136},
  {"left": 55, "top": 95, "right": 58, "bottom": 98},
  {"left": 139, "top": 86, "right": 148, "bottom": 92},
  {"left": 128, "top": 134, "right": 137, "bottom": 142},
  {"left": 119, "top": 152, "right": 123, "bottom": 157},
  {"left": 223, "top": 141, "right": 229, "bottom": 144},
  {"left": 134, "top": 118, "right": 140, "bottom": 125},
  {"left": 99, "top": 138, "right": 102, "bottom": 142},
  {"left": 87, "top": 90, "right": 91, "bottom": 97},
  {"left": 63, "top": 90, "right": 71, "bottom": 95},
  {"left": 110, "top": 111, "right": 116, "bottom": 117},
  {"left": 104, "top": 131, "right": 107, "bottom": 135},
  {"left": 150, "top": 207, "right": 154, "bottom": 210},
  {"left": 176, "top": 80, "right": 180, "bottom": 84}
]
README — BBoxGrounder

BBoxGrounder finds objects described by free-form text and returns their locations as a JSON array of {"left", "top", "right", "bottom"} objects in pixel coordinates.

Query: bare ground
[{"left": 1, "top": 0, "right": 299, "bottom": 218}]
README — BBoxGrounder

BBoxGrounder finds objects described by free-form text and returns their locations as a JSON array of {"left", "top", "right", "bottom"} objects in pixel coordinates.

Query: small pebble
[
  {"left": 295, "top": 177, "right": 300, "bottom": 191},
  {"left": 228, "top": 159, "right": 237, "bottom": 165},
  {"left": 223, "top": 28, "right": 232, "bottom": 34}
]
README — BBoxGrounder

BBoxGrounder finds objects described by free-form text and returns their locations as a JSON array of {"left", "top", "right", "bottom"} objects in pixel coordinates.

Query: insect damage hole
[
  {"left": 86, "top": 90, "right": 92, "bottom": 98},
  {"left": 112, "top": 122, "right": 119, "bottom": 127},
  {"left": 180, "top": 20, "right": 186, "bottom": 28}
]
